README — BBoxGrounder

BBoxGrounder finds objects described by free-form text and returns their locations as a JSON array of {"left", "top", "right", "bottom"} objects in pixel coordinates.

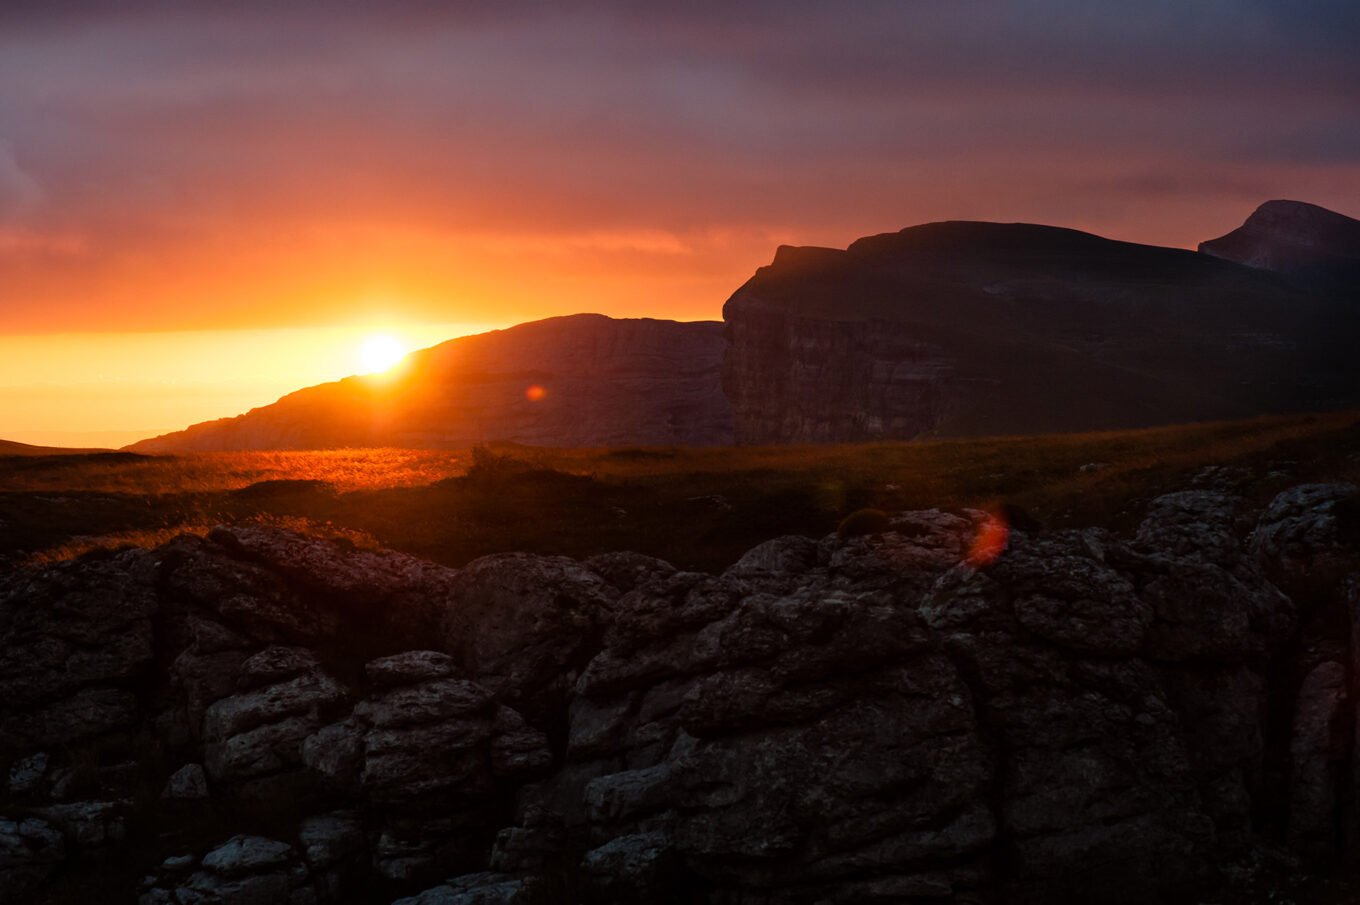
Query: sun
[{"left": 357, "top": 334, "right": 408, "bottom": 375}]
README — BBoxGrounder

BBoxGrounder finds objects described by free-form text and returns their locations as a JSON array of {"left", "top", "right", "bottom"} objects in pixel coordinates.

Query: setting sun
[{"left": 358, "top": 334, "right": 408, "bottom": 375}]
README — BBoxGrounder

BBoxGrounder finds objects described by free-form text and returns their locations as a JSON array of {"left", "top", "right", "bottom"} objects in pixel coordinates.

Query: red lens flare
[
  {"left": 967, "top": 509, "right": 1010, "bottom": 567},
  {"left": 524, "top": 385, "right": 547, "bottom": 402}
]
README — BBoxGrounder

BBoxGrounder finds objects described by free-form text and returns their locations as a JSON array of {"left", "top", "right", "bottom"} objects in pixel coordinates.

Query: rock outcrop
[
  {"left": 1, "top": 483, "right": 1359, "bottom": 903},
  {"left": 129, "top": 315, "right": 735, "bottom": 452}
]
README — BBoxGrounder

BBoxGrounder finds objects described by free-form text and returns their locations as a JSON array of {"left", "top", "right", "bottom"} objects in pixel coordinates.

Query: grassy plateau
[{"left": 2, "top": 410, "right": 1359, "bottom": 573}]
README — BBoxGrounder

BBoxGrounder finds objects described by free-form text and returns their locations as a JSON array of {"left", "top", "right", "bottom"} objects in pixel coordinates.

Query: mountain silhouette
[
  {"left": 723, "top": 208, "right": 1359, "bottom": 441},
  {"left": 129, "top": 202, "right": 1360, "bottom": 451},
  {"left": 128, "top": 315, "right": 732, "bottom": 452}
]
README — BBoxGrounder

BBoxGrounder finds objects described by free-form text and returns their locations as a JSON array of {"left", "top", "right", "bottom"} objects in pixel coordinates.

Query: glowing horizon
[
  {"left": 1, "top": 3, "right": 1355, "bottom": 445},
  {"left": 0, "top": 321, "right": 502, "bottom": 448}
]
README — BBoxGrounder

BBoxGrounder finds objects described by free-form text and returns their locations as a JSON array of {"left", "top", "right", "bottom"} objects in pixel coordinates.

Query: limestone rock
[
  {"left": 158, "top": 534, "right": 326, "bottom": 643},
  {"left": 297, "top": 811, "right": 365, "bottom": 870},
  {"left": 203, "top": 667, "right": 350, "bottom": 785},
  {"left": 7, "top": 752, "right": 48, "bottom": 796},
  {"left": 4, "top": 485, "right": 1360, "bottom": 903},
  {"left": 440, "top": 553, "right": 618, "bottom": 715},
  {"left": 237, "top": 646, "right": 321, "bottom": 690},
  {"left": 1289, "top": 661, "right": 1349, "bottom": 856},
  {"left": 141, "top": 834, "right": 309, "bottom": 905},
  {"left": 584, "top": 552, "right": 677, "bottom": 593},
  {"left": 0, "top": 817, "right": 65, "bottom": 898},
  {"left": 1252, "top": 483, "right": 1360, "bottom": 602},
  {"left": 1136, "top": 491, "right": 1245, "bottom": 567},
  {"left": 393, "top": 872, "right": 529, "bottom": 905},
  {"left": 0, "top": 550, "right": 157, "bottom": 750},
  {"left": 922, "top": 530, "right": 1219, "bottom": 899},
  {"left": 365, "top": 651, "right": 457, "bottom": 689},
  {"left": 162, "top": 763, "right": 210, "bottom": 801},
  {"left": 31, "top": 801, "right": 126, "bottom": 847}
]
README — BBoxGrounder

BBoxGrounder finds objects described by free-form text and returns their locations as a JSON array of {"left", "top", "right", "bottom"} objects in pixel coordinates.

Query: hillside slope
[
  {"left": 0, "top": 439, "right": 111, "bottom": 456},
  {"left": 129, "top": 315, "right": 734, "bottom": 452}
]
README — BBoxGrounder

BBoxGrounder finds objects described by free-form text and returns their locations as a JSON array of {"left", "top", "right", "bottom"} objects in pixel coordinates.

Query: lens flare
[
  {"left": 966, "top": 509, "right": 1010, "bottom": 567},
  {"left": 525, "top": 384, "right": 547, "bottom": 401}
]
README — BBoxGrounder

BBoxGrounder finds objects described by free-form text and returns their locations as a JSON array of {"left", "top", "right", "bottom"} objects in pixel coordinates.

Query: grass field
[{"left": 3, "top": 410, "right": 1359, "bottom": 572}]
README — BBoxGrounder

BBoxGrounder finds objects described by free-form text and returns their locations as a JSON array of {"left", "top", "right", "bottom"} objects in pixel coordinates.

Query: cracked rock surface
[{"left": 1, "top": 487, "right": 1358, "bottom": 903}]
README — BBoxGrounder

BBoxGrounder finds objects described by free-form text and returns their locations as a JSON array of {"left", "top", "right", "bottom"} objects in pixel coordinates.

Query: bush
[{"left": 837, "top": 507, "right": 891, "bottom": 540}]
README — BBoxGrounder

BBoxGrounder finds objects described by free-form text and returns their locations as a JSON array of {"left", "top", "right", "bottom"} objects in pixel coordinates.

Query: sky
[{"left": 2, "top": 0, "right": 1358, "bottom": 446}]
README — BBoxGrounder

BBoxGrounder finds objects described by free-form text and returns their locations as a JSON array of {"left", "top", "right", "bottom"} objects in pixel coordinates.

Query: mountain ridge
[
  {"left": 128, "top": 314, "right": 733, "bottom": 452},
  {"left": 722, "top": 204, "right": 1359, "bottom": 442},
  {"left": 130, "top": 201, "right": 1360, "bottom": 452}
]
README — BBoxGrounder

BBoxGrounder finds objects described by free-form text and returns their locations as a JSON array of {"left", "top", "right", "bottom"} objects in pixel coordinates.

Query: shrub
[{"left": 837, "top": 507, "right": 891, "bottom": 540}]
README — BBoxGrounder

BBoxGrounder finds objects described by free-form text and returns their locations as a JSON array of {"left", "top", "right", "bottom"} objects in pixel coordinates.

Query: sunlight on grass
[
  {"left": 1, "top": 448, "right": 467, "bottom": 494},
  {"left": 4, "top": 410, "right": 1358, "bottom": 573},
  {"left": 5, "top": 408, "right": 1354, "bottom": 571},
  {"left": 24, "top": 514, "right": 383, "bottom": 566},
  {"left": 3, "top": 412, "right": 1357, "bottom": 502}
]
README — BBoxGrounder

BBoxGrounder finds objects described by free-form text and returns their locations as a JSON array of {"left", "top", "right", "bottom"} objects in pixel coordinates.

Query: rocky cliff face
[
  {"left": 720, "top": 292, "right": 955, "bottom": 443},
  {"left": 723, "top": 220, "right": 1360, "bottom": 444},
  {"left": 129, "top": 315, "right": 734, "bottom": 452},
  {"left": 1199, "top": 199, "right": 1360, "bottom": 285},
  {"left": 3, "top": 482, "right": 1360, "bottom": 903}
]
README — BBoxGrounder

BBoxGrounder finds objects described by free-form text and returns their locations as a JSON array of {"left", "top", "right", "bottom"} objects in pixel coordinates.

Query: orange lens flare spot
[
  {"left": 525, "top": 384, "right": 547, "bottom": 402},
  {"left": 966, "top": 511, "right": 1010, "bottom": 567}
]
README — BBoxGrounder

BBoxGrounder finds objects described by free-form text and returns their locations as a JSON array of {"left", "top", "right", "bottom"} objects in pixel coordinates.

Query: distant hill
[
  {"left": 0, "top": 439, "right": 112, "bottom": 456},
  {"left": 1199, "top": 199, "right": 1360, "bottom": 286},
  {"left": 723, "top": 211, "right": 1360, "bottom": 442},
  {"left": 128, "top": 315, "right": 734, "bottom": 452}
]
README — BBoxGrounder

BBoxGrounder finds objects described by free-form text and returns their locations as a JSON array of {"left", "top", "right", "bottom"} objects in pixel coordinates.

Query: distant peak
[
  {"left": 1199, "top": 200, "right": 1360, "bottom": 277},
  {"left": 1248, "top": 199, "right": 1359, "bottom": 229}
]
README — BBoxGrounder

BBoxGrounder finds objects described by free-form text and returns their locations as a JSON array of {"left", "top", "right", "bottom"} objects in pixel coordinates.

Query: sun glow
[{"left": 358, "top": 334, "right": 408, "bottom": 375}]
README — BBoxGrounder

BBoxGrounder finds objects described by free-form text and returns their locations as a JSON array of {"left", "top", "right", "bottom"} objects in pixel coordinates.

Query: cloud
[{"left": 0, "top": 2, "right": 1355, "bottom": 332}]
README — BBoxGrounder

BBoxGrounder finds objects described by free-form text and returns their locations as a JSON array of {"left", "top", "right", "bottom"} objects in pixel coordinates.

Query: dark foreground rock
[{"left": 1, "top": 484, "right": 1358, "bottom": 903}]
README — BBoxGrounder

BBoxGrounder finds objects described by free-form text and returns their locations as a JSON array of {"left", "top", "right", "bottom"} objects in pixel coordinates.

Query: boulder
[
  {"left": 440, "top": 554, "right": 618, "bottom": 716},
  {"left": 162, "top": 763, "right": 210, "bottom": 801},
  {"left": 140, "top": 834, "right": 310, "bottom": 905},
  {"left": 1288, "top": 661, "right": 1349, "bottom": 857},
  {"left": 7, "top": 752, "right": 49, "bottom": 796},
  {"left": 393, "top": 872, "right": 530, "bottom": 905},
  {"left": 0, "top": 551, "right": 157, "bottom": 751},
  {"left": 1252, "top": 483, "right": 1360, "bottom": 603},
  {"left": 365, "top": 651, "right": 457, "bottom": 689},
  {"left": 202, "top": 666, "right": 350, "bottom": 786},
  {"left": 0, "top": 817, "right": 65, "bottom": 898}
]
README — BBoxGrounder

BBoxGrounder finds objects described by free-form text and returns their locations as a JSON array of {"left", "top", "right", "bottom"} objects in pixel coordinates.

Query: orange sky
[{"left": 1, "top": 3, "right": 1357, "bottom": 447}]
